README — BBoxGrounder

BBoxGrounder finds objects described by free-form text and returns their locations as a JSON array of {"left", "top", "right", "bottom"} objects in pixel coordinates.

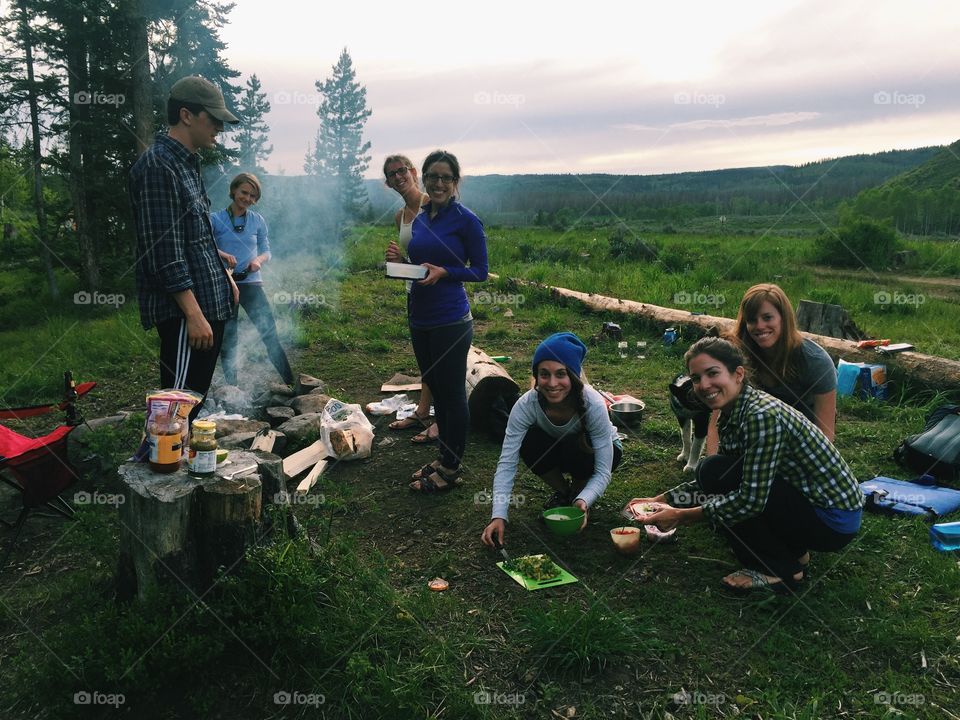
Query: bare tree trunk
[
  {"left": 63, "top": 11, "right": 100, "bottom": 291},
  {"left": 19, "top": 10, "right": 58, "bottom": 299},
  {"left": 127, "top": 0, "right": 153, "bottom": 155}
]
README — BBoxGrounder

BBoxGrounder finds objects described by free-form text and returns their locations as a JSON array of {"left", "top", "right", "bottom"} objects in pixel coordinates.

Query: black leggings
[
  {"left": 519, "top": 425, "right": 623, "bottom": 496},
  {"left": 221, "top": 283, "right": 293, "bottom": 385},
  {"left": 409, "top": 320, "right": 473, "bottom": 469},
  {"left": 696, "top": 454, "right": 857, "bottom": 580}
]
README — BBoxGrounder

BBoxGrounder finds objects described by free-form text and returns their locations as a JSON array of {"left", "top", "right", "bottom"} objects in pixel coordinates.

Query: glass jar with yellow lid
[{"left": 187, "top": 420, "right": 218, "bottom": 478}]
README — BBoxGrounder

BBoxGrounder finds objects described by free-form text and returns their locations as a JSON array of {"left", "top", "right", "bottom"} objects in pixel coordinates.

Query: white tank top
[{"left": 398, "top": 214, "right": 414, "bottom": 251}]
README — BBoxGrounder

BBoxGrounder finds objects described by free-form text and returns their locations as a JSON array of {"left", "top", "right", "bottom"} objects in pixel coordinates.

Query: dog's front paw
[
  {"left": 676, "top": 451, "right": 689, "bottom": 463},
  {"left": 682, "top": 463, "right": 698, "bottom": 473}
]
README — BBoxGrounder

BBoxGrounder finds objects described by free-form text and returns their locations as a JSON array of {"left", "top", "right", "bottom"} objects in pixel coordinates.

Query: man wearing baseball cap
[{"left": 129, "top": 75, "right": 241, "bottom": 417}]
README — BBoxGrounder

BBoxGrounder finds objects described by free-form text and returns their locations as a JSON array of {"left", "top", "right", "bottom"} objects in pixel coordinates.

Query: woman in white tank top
[{"left": 383, "top": 154, "right": 437, "bottom": 442}]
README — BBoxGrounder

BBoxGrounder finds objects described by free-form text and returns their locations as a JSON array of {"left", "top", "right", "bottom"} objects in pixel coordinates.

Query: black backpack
[{"left": 894, "top": 404, "right": 960, "bottom": 483}]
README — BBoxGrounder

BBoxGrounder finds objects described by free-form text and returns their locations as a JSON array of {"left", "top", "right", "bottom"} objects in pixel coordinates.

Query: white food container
[{"left": 385, "top": 262, "right": 427, "bottom": 280}]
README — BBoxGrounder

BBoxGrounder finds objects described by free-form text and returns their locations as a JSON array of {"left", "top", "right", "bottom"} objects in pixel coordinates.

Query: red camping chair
[{"left": 0, "top": 372, "right": 96, "bottom": 568}]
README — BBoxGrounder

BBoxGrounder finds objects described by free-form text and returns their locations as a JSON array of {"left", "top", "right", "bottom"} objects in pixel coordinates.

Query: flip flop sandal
[
  {"left": 389, "top": 413, "right": 430, "bottom": 431},
  {"left": 721, "top": 568, "right": 797, "bottom": 597},
  {"left": 411, "top": 462, "right": 440, "bottom": 481},
  {"left": 409, "top": 466, "right": 460, "bottom": 493},
  {"left": 411, "top": 424, "right": 438, "bottom": 444}
]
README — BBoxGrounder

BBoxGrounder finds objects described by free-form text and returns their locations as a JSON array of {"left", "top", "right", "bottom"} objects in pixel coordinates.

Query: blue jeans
[
  {"left": 409, "top": 320, "right": 473, "bottom": 469},
  {"left": 221, "top": 283, "right": 293, "bottom": 385}
]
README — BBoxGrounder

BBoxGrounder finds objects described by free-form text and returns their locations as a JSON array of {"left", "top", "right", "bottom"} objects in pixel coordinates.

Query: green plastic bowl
[{"left": 542, "top": 505, "right": 585, "bottom": 536}]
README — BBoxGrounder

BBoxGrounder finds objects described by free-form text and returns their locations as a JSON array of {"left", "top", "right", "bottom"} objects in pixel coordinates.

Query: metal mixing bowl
[{"left": 609, "top": 400, "right": 645, "bottom": 427}]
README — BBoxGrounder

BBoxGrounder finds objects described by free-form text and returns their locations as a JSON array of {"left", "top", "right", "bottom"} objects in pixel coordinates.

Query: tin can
[{"left": 663, "top": 327, "right": 678, "bottom": 346}]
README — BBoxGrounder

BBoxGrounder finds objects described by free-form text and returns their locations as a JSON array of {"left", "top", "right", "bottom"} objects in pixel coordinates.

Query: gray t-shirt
[{"left": 760, "top": 338, "right": 836, "bottom": 423}]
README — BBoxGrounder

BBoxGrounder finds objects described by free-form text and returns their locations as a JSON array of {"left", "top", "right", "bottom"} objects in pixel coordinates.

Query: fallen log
[
  {"left": 466, "top": 346, "right": 521, "bottom": 439},
  {"left": 541, "top": 284, "right": 960, "bottom": 391}
]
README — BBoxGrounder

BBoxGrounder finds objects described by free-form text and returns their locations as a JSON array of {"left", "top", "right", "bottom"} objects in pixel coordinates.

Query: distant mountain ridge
[{"left": 363, "top": 146, "right": 940, "bottom": 224}]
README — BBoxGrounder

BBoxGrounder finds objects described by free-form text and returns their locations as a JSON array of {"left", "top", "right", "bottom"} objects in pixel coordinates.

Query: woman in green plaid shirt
[{"left": 632, "top": 337, "right": 863, "bottom": 595}]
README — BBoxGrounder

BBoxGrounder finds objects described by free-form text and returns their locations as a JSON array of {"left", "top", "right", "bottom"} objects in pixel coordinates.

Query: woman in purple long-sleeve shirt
[{"left": 407, "top": 150, "right": 488, "bottom": 492}]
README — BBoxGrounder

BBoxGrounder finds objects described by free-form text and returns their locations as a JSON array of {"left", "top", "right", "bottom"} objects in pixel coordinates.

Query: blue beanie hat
[{"left": 532, "top": 332, "right": 587, "bottom": 378}]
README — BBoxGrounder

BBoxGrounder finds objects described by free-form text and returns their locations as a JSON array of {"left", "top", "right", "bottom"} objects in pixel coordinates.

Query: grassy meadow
[{"left": 0, "top": 224, "right": 959, "bottom": 719}]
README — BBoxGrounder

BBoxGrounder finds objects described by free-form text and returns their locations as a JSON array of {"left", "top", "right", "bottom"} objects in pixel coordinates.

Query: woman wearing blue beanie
[{"left": 480, "top": 332, "right": 623, "bottom": 546}]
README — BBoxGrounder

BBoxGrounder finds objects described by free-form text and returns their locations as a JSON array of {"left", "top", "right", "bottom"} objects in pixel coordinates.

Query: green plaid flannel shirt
[{"left": 702, "top": 384, "right": 863, "bottom": 526}]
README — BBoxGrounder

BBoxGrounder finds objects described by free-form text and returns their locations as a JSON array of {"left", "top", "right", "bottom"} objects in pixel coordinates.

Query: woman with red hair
[{"left": 731, "top": 284, "right": 836, "bottom": 440}]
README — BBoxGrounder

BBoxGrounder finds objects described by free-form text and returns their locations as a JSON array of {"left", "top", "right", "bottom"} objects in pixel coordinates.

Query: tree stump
[
  {"left": 466, "top": 346, "right": 521, "bottom": 440},
  {"left": 116, "top": 452, "right": 263, "bottom": 601},
  {"left": 795, "top": 300, "right": 868, "bottom": 340}
]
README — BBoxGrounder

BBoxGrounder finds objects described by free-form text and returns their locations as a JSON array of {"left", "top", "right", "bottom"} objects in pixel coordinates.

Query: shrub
[
  {"left": 814, "top": 216, "right": 900, "bottom": 269},
  {"left": 607, "top": 226, "right": 658, "bottom": 262}
]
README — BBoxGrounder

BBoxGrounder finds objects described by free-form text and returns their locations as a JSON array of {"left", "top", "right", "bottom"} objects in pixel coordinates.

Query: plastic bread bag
[
  {"left": 132, "top": 389, "right": 203, "bottom": 462},
  {"left": 321, "top": 398, "right": 375, "bottom": 460}
]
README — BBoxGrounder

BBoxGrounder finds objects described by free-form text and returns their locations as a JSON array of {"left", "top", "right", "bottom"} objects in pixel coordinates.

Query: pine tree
[
  {"left": 232, "top": 74, "right": 272, "bottom": 173},
  {"left": 304, "top": 48, "right": 372, "bottom": 223}
]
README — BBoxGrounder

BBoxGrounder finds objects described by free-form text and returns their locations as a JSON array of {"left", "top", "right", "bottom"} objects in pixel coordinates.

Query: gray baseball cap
[{"left": 169, "top": 76, "right": 240, "bottom": 124}]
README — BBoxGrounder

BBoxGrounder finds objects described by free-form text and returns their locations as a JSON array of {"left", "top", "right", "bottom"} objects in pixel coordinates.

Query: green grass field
[{"left": 1, "top": 225, "right": 958, "bottom": 719}]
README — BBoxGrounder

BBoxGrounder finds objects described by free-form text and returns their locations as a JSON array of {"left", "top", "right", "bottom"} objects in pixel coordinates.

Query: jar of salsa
[
  {"left": 188, "top": 420, "right": 218, "bottom": 478},
  {"left": 148, "top": 414, "right": 183, "bottom": 473}
]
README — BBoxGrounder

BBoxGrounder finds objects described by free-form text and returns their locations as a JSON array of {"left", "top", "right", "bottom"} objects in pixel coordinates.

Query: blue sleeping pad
[{"left": 861, "top": 476, "right": 960, "bottom": 518}]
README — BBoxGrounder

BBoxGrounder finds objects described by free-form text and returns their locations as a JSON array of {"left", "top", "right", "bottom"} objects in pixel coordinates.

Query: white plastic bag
[
  {"left": 365, "top": 393, "right": 408, "bottom": 416},
  {"left": 321, "top": 398, "right": 375, "bottom": 460}
]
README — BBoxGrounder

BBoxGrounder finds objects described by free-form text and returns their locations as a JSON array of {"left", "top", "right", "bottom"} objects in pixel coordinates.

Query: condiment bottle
[
  {"left": 148, "top": 414, "right": 183, "bottom": 473},
  {"left": 187, "top": 420, "right": 218, "bottom": 478}
]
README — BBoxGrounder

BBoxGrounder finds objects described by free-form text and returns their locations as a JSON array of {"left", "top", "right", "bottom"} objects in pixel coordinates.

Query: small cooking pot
[{"left": 609, "top": 400, "right": 645, "bottom": 427}]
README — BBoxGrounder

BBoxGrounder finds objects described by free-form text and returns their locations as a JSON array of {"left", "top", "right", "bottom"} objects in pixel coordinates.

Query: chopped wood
[
  {"left": 381, "top": 382, "right": 422, "bottom": 392},
  {"left": 282, "top": 440, "right": 326, "bottom": 477},
  {"left": 381, "top": 372, "right": 422, "bottom": 393},
  {"left": 250, "top": 429, "right": 279, "bottom": 452},
  {"left": 296, "top": 459, "right": 328, "bottom": 495}
]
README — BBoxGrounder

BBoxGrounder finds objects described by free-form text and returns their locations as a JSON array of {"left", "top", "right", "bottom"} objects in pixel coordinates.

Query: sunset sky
[{"left": 219, "top": 0, "right": 960, "bottom": 177}]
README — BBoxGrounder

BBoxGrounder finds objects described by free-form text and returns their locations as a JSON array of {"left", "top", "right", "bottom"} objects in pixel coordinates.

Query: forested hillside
[
  {"left": 848, "top": 139, "right": 960, "bottom": 235},
  {"left": 364, "top": 146, "right": 940, "bottom": 225}
]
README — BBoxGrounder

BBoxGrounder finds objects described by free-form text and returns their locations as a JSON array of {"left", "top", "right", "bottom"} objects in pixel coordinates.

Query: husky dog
[{"left": 668, "top": 374, "right": 711, "bottom": 473}]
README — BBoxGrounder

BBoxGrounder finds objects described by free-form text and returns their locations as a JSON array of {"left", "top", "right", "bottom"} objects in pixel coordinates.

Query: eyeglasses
[
  {"left": 385, "top": 166, "right": 410, "bottom": 180},
  {"left": 424, "top": 173, "right": 456, "bottom": 185}
]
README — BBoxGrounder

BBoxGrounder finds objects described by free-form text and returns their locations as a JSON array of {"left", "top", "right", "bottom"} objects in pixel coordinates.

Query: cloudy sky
[{"left": 220, "top": 0, "right": 960, "bottom": 177}]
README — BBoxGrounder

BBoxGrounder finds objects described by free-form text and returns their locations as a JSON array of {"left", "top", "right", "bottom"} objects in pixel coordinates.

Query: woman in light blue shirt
[{"left": 211, "top": 172, "right": 293, "bottom": 386}]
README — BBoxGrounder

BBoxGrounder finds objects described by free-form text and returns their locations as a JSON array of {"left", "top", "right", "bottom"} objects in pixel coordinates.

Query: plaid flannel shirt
[
  {"left": 702, "top": 384, "right": 863, "bottom": 526},
  {"left": 130, "top": 133, "right": 232, "bottom": 330}
]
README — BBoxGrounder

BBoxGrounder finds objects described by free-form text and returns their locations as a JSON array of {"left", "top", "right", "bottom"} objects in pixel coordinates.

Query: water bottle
[{"left": 930, "top": 521, "right": 960, "bottom": 552}]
